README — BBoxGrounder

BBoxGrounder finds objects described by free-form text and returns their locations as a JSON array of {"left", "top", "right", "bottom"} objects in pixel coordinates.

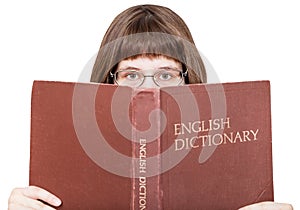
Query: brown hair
[{"left": 90, "top": 4, "right": 207, "bottom": 84}]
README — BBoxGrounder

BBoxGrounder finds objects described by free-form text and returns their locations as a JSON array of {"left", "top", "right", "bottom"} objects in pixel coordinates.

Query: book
[{"left": 29, "top": 80, "right": 274, "bottom": 209}]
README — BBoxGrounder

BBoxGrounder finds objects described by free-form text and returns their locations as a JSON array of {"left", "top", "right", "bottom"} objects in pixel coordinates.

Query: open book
[{"left": 29, "top": 80, "right": 273, "bottom": 209}]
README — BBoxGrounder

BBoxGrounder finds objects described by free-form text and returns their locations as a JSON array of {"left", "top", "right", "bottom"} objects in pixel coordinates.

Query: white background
[{"left": 0, "top": 0, "right": 299, "bottom": 208}]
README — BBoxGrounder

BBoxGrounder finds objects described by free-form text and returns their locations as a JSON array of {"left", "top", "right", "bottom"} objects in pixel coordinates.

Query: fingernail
[{"left": 52, "top": 197, "right": 62, "bottom": 206}]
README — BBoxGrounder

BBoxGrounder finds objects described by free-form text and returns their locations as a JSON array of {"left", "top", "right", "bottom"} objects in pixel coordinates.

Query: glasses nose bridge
[
  {"left": 141, "top": 69, "right": 157, "bottom": 77},
  {"left": 140, "top": 74, "right": 159, "bottom": 88},
  {"left": 143, "top": 75, "right": 155, "bottom": 78}
]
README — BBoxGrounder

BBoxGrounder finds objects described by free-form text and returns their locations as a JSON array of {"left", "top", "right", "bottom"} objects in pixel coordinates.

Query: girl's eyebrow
[
  {"left": 158, "top": 65, "right": 181, "bottom": 70},
  {"left": 118, "top": 66, "right": 141, "bottom": 70}
]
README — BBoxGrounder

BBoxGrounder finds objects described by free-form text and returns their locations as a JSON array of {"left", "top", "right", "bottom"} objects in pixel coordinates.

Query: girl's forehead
[{"left": 119, "top": 55, "right": 181, "bottom": 67}]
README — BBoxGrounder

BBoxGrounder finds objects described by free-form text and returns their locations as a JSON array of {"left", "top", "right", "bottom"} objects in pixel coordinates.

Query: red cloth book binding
[{"left": 29, "top": 80, "right": 274, "bottom": 209}]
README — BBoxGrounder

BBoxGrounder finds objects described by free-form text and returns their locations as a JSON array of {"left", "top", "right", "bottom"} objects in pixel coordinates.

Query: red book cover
[{"left": 29, "top": 80, "right": 273, "bottom": 209}]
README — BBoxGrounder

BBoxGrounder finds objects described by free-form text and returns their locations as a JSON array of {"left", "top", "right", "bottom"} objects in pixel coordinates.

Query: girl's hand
[
  {"left": 239, "top": 201, "right": 293, "bottom": 210},
  {"left": 8, "top": 186, "right": 61, "bottom": 210}
]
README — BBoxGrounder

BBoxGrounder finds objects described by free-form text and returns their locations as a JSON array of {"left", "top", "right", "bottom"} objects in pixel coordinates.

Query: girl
[{"left": 8, "top": 4, "right": 293, "bottom": 210}]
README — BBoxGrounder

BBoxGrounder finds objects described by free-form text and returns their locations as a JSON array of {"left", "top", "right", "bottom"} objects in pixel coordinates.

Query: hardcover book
[{"left": 29, "top": 80, "right": 274, "bottom": 209}]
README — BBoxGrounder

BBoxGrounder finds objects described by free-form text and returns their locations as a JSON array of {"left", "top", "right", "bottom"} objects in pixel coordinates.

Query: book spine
[{"left": 131, "top": 89, "right": 162, "bottom": 210}]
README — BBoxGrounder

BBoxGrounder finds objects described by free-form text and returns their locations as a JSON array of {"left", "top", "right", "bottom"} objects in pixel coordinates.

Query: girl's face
[{"left": 115, "top": 55, "right": 185, "bottom": 88}]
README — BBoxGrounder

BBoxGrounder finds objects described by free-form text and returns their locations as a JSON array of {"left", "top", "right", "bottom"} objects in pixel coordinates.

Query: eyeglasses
[{"left": 110, "top": 69, "right": 188, "bottom": 87}]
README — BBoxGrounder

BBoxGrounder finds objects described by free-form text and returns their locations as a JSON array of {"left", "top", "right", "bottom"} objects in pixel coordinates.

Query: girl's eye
[
  {"left": 159, "top": 72, "right": 172, "bottom": 80},
  {"left": 157, "top": 70, "right": 181, "bottom": 81},
  {"left": 126, "top": 72, "right": 139, "bottom": 80},
  {"left": 117, "top": 70, "right": 141, "bottom": 81}
]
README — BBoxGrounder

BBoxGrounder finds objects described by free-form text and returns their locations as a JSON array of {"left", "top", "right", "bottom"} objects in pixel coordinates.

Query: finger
[
  {"left": 8, "top": 188, "right": 57, "bottom": 210},
  {"left": 9, "top": 201, "right": 56, "bottom": 210},
  {"left": 8, "top": 203, "right": 37, "bottom": 210},
  {"left": 23, "top": 196, "right": 57, "bottom": 210},
  {"left": 23, "top": 186, "right": 62, "bottom": 207},
  {"left": 239, "top": 201, "right": 293, "bottom": 210}
]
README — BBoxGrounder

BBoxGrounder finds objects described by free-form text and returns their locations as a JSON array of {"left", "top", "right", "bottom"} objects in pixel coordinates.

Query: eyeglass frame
[{"left": 109, "top": 68, "right": 188, "bottom": 87}]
